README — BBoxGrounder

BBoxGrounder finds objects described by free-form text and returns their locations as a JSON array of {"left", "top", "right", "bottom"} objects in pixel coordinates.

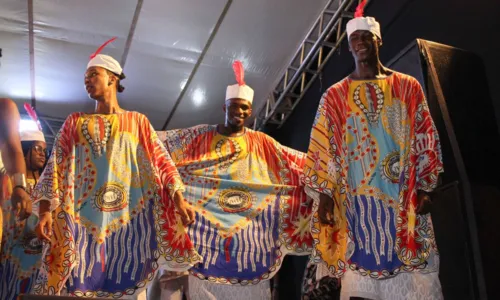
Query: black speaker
[{"left": 388, "top": 39, "right": 499, "bottom": 300}]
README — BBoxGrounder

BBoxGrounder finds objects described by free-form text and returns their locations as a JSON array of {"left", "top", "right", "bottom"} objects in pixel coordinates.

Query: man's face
[
  {"left": 223, "top": 98, "right": 252, "bottom": 127},
  {"left": 27, "top": 141, "right": 47, "bottom": 170},
  {"left": 84, "top": 66, "right": 114, "bottom": 100},
  {"left": 348, "top": 30, "right": 381, "bottom": 62}
]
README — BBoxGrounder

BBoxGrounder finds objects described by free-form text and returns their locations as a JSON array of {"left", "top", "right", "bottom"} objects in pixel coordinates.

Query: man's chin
[
  {"left": 88, "top": 91, "right": 102, "bottom": 100},
  {"left": 228, "top": 123, "right": 245, "bottom": 131},
  {"left": 230, "top": 120, "right": 245, "bottom": 127},
  {"left": 357, "top": 53, "right": 375, "bottom": 63}
]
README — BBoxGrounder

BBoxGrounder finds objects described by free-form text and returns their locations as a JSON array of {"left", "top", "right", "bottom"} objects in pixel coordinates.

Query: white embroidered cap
[
  {"left": 346, "top": 16, "right": 381, "bottom": 39},
  {"left": 87, "top": 54, "right": 122, "bottom": 75},
  {"left": 225, "top": 84, "right": 254, "bottom": 103}
]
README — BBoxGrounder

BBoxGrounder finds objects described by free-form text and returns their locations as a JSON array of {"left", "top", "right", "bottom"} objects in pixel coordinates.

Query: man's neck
[
  {"left": 94, "top": 96, "right": 122, "bottom": 114},
  {"left": 351, "top": 59, "right": 390, "bottom": 80},
  {"left": 217, "top": 124, "right": 245, "bottom": 137}
]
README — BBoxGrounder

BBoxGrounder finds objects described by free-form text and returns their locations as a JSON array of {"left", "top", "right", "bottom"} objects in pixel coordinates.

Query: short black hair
[{"left": 106, "top": 70, "right": 126, "bottom": 93}]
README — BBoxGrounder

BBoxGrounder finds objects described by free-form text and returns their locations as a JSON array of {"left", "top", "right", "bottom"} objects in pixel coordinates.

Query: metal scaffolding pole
[{"left": 253, "top": 0, "right": 367, "bottom": 131}]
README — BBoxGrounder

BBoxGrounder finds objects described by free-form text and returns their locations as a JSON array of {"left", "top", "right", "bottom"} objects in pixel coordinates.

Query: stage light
[{"left": 192, "top": 88, "right": 205, "bottom": 107}]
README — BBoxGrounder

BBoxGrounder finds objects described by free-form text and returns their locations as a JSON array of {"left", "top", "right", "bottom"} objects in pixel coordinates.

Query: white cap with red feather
[
  {"left": 346, "top": 0, "right": 381, "bottom": 39},
  {"left": 87, "top": 37, "right": 123, "bottom": 76},
  {"left": 226, "top": 60, "right": 254, "bottom": 103},
  {"left": 21, "top": 103, "right": 45, "bottom": 142}
]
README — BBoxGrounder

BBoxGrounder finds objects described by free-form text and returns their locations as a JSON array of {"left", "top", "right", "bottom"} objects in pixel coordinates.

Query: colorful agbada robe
[
  {"left": 30, "top": 111, "right": 201, "bottom": 297},
  {"left": 1, "top": 178, "right": 43, "bottom": 300},
  {"left": 157, "top": 125, "right": 313, "bottom": 285},
  {"left": 303, "top": 72, "right": 443, "bottom": 278}
]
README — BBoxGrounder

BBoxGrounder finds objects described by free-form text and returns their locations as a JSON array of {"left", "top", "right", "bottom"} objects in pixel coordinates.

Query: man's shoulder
[
  {"left": 245, "top": 128, "right": 281, "bottom": 145},
  {"left": 325, "top": 77, "right": 351, "bottom": 93},
  {"left": 391, "top": 71, "right": 422, "bottom": 88},
  {"left": 125, "top": 111, "right": 150, "bottom": 122},
  {"left": 244, "top": 128, "right": 306, "bottom": 156},
  {"left": 245, "top": 127, "right": 273, "bottom": 139},
  {"left": 318, "top": 77, "right": 351, "bottom": 108},
  {"left": 65, "top": 112, "right": 85, "bottom": 121}
]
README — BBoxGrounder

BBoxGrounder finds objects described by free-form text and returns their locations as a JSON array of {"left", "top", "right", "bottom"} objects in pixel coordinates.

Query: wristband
[{"left": 11, "top": 173, "right": 27, "bottom": 189}]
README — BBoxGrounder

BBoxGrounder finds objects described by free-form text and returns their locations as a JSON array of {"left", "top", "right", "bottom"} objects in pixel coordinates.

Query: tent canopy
[{"left": 0, "top": 0, "right": 329, "bottom": 147}]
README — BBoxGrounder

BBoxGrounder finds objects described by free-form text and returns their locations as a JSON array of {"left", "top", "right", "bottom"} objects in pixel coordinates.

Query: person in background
[
  {"left": 0, "top": 114, "right": 47, "bottom": 300},
  {"left": 0, "top": 98, "right": 32, "bottom": 249}
]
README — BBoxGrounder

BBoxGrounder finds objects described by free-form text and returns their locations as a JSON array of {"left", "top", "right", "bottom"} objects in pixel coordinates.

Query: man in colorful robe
[
  {"left": 302, "top": 3, "right": 444, "bottom": 300},
  {"left": 31, "top": 39, "right": 201, "bottom": 299},
  {"left": 156, "top": 61, "right": 313, "bottom": 300},
  {"left": 1, "top": 115, "right": 47, "bottom": 300}
]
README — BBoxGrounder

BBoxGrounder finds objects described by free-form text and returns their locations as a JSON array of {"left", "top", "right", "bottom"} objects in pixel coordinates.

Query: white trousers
[
  {"left": 187, "top": 275, "right": 271, "bottom": 300},
  {"left": 340, "top": 269, "right": 443, "bottom": 300}
]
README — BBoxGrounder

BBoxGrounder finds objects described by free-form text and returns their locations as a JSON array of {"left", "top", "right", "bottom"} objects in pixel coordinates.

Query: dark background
[{"left": 271, "top": 0, "right": 500, "bottom": 299}]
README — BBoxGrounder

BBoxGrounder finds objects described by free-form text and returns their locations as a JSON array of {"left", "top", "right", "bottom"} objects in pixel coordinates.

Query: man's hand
[
  {"left": 416, "top": 191, "right": 432, "bottom": 215},
  {"left": 11, "top": 187, "right": 32, "bottom": 220},
  {"left": 318, "top": 193, "right": 335, "bottom": 225},
  {"left": 35, "top": 211, "right": 53, "bottom": 242},
  {"left": 173, "top": 191, "right": 195, "bottom": 226}
]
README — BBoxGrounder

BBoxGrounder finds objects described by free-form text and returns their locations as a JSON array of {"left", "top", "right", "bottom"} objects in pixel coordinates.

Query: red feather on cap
[
  {"left": 232, "top": 60, "right": 245, "bottom": 86},
  {"left": 90, "top": 37, "right": 117, "bottom": 59},
  {"left": 24, "top": 103, "right": 42, "bottom": 131},
  {"left": 354, "top": 0, "right": 367, "bottom": 18}
]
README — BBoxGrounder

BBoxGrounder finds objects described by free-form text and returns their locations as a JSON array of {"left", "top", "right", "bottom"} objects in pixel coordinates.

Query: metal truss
[
  {"left": 253, "top": 0, "right": 367, "bottom": 131},
  {"left": 38, "top": 115, "right": 65, "bottom": 148}
]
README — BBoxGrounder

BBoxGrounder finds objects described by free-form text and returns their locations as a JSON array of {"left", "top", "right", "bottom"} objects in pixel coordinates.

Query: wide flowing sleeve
[
  {"left": 156, "top": 128, "right": 191, "bottom": 165},
  {"left": 32, "top": 113, "right": 78, "bottom": 213},
  {"left": 303, "top": 89, "right": 342, "bottom": 199},
  {"left": 412, "top": 81, "right": 444, "bottom": 192},
  {"left": 280, "top": 144, "right": 307, "bottom": 180},
  {"left": 146, "top": 124, "right": 185, "bottom": 199},
  {"left": 302, "top": 84, "right": 349, "bottom": 277},
  {"left": 143, "top": 119, "right": 202, "bottom": 268},
  {"left": 272, "top": 140, "right": 315, "bottom": 253}
]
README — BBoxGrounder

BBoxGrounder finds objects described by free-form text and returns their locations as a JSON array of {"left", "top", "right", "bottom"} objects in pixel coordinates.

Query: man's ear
[{"left": 107, "top": 74, "right": 116, "bottom": 86}]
